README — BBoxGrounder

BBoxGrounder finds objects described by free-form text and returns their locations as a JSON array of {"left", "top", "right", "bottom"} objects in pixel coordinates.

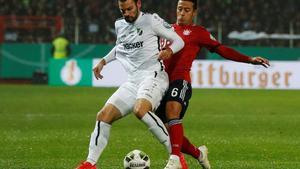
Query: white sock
[
  {"left": 86, "top": 121, "right": 111, "bottom": 165},
  {"left": 141, "top": 111, "right": 171, "bottom": 154}
]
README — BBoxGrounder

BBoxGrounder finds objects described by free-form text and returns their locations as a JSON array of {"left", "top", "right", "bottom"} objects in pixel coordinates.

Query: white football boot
[
  {"left": 198, "top": 145, "right": 211, "bottom": 169},
  {"left": 164, "top": 155, "right": 182, "bottom": 169}
]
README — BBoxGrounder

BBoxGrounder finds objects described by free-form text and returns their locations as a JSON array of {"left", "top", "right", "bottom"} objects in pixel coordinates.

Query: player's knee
[
  {"left": 133, "top": 104, "right": 150, "bottom": 119},
  {"left": 134, "top": 99, "right": 152, "bottom": 119},
  {"left": 96, "top": 105, "right": 121, "bottom": 124},
  {"left": 133, "top": 107, "right": 146, "bottom": 119},
  {"left": 97, "top": 110, "right": 112, "bottom": 124},
  {"left": 166, "top": 102, "right": 182, "bottom": 120}
]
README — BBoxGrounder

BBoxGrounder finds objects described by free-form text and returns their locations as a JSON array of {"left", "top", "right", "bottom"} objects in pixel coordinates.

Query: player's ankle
[
  {"left": 171, "top": 153, "right": 181, "bottom": 158},
  {"left": 170, "top": 154, "right": 180, "bottom": 160},
  {"left": 86, "top": 159, "right": 96, "bottom": 165},
  {"left": 198, "top": 151, "right": 203, "bottom": 160}
]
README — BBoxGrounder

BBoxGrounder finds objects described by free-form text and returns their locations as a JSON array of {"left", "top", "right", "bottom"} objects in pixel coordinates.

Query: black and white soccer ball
[{"left": 123, "top": 149, "right": 150, "bottom": 169}]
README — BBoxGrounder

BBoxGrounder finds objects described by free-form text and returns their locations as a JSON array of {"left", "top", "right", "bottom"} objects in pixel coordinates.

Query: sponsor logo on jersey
[
  {"left": 123, "top": 41, "right": 144, "bottom": 50},
  {"left": 136, "top": 28, "right": 143, "bottom": 36}
]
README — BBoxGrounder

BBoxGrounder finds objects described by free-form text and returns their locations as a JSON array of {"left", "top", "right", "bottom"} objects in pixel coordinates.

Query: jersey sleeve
[
  {"left": 198, "top": 28, "right": 251, "bottom": 63},
  {"left": 216, "top": 45, "right": 251, "bottom": 63},
  {"left": 115, "top": 21, "right": 120, "bottom": 45},
  {"left": 103, "top": 46, "right": 116, "bottom": 64},
  {"left": 197, "top": 28, "right": 221, "bottom": 53},
  {"left": 150, "top": 13, "right": 184, "bottom": 54},
  {"left": 197, "top": 27, "right": 251, "bottom": 63}
]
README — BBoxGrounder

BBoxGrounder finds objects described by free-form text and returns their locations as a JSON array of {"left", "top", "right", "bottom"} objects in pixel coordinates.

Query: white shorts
[{"left": 106, "top": 70, "right": 168, "bottom": 116}]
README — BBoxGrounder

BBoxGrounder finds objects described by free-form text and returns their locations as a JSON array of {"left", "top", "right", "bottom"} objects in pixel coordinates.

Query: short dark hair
[
  {"left": 119, "top": 0, "right": 138, "bottom": 3},
  {"left": 179, "top": 0, "right": 198, "bottom": 9}
]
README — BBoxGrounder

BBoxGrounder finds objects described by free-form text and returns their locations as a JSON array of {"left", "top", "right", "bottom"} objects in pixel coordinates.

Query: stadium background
[{"left": 0, "top": 0, "right": 300, "bottom": 169}]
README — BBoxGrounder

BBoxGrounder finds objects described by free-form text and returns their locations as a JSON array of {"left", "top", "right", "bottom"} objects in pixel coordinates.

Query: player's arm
[
  {"left": 215, "top": 45, "right": 270, "bottom": 68},
  {"left": 93, "top": 46, "right": 116, "bottom": 80},
  {"left": 151, "top": 14, "right": 184, "bottom": 60},
  {"left": 202, "top": 30, "right": 270, "bottom": 68}
]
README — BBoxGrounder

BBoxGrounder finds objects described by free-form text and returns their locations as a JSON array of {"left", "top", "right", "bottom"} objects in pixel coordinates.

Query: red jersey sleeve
[
  {"left": 197, "top": 26, "right": 251, "bottom": 63},
  {"left": 216, "top": 45, "right": 252, "bottom": 63},
  {"left": 196, "top": 27, "right": 221, "bottom": 52}
]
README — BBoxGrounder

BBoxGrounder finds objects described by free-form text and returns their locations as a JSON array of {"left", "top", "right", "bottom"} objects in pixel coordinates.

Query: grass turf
[{"left": 0, "top": 84, "right": 299, "bottom": 169}]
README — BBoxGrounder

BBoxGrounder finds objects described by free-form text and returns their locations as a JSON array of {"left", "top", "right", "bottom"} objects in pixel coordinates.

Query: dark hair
[
  {"left": 179, "top": 0, "right": 198, "bottom": 9},
  {"left": 119, "top": 0, "right": 138, "bottom": 3}
]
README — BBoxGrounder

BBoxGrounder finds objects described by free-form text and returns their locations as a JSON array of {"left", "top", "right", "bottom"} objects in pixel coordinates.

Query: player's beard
[{"left": 124, "top": 10, "right": 139, "bottom": 23}]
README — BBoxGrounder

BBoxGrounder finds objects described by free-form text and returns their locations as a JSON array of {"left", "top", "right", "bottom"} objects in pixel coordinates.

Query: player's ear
[
  {"left": 192, "top": 9, "right": 197, "bottom": 18},
  {"left": 137, "top": 0, "right": 141, "bottom": 9}
]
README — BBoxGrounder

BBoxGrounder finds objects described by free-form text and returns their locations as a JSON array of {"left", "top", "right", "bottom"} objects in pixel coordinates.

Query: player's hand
[
  {"left": 250, "top": 56, "right": 270, "bottom": 68},
  {"left": 93, "top": 59, "right": 105, "bottom": 80},
  {"left": 158, "top": 48, "right": 173, "bottom": 60}
]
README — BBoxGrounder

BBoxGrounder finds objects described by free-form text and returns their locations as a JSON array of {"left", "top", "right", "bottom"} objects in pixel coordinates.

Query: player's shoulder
[
  {"left": 142, "top": 12, "right": 153, "bottom": 17},
  {"left": 115, "top": 17, "right": 126, "bottom": 27},
  {"left": 193, "top": 25, "right": 218, "bottom": 42},
  {"left": 139, "top": 12, "right": 168, "bottom": 29},
  {"left": 193, "top": 25, "right": 210, "bottom": 33},
  {"left": 138, "top": 12, "right": 154, "bottom": 23},
  {"left": 139, "top": 12, "right": 163, "bottom": 23},
  {"left": 149, "top": 13, "right": 172, "bottom": 29},
  {"left": 135, "top": 12, "right": 163, "bottom": 21},
  {"left": 188, "top": 25, "right": 211, "bottom": 38},
  {"left": 150, "top": 13, "right": 164, "bottom": 22}
]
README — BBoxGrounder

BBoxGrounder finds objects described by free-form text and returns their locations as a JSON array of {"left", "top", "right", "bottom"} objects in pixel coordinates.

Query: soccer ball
[{"left": 123, "top": 149, "right": 150, "bottom": 169}]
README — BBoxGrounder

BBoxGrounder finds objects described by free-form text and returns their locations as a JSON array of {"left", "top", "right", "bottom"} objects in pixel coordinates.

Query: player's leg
[
  {"left": 181, "top": 136, "right": 200, "bottom": 159},
  {"left": 134, "top": 71, "right": 171, "bottom": 154},
  {"left": 182, "top": 135, "right": 211, "bottom": 169},
  {"left": 86, "top": 104, "right": 122, "bottom": 165},
  {"left": 167, "top": 101, "right": 183, "bottom": 156},
  {"left": 76, "top": 104, "right": 122, "bottom": 169},
  {"left": 134, "top": 98, "right": 171, "bottom": 153},
  {"left": 163, "top": 80, "right": 192, "bottom": 169},
  {"left": 77, "top": 83, "right": 136, "bottom": 169},
  {"left": 156, "top": 93, "right": 188, "bottom": 169},
  {"left": 168, "top": 81, "right": 209, "bottom": 168},
  {"left": 164, "top": 101, "right": 184, "bottom": 169}
]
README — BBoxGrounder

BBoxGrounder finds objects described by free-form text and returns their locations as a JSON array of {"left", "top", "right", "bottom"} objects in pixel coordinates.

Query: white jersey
[{"left": 103, "top": 12, "right": 184, "bottom": 79}]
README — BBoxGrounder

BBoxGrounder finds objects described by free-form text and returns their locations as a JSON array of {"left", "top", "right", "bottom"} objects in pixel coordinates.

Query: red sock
[
  {"left": 169, "top": 120, "right": 183, "bottom": 156},
  {"left": 181, "top": 136, "right": 200, "bottom": 159},
  {"left": 179, "top": 153, "right": 189, "bottom": 169}
]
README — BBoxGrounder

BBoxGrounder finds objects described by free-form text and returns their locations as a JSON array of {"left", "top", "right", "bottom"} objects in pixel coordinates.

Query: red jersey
[{"left": 161, "top": 24, "right": 251, "bottom": 83}]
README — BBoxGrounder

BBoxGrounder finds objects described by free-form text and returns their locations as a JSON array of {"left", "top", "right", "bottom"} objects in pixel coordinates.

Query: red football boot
[{"left": 75, "top": 161, "right": 97, "bottom": 169}]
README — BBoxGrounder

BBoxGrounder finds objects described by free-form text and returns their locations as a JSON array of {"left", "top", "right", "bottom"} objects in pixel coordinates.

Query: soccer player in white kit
[{"left": 76, "top": 0, "right": 185, "bottom": 168}]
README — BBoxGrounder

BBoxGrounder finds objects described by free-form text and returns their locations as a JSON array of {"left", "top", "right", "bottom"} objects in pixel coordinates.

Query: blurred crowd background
[{"left": 0, "top": 0, "right": 299, "bottom": 47}]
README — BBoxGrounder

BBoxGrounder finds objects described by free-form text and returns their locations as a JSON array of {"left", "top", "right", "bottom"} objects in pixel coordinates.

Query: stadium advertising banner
[
  {"left": 190, "top": 61, "right": 300, "bottom": 89},
  {"left": 49, "top": 59, "right": 300, "bottom": 89},
  {"left": 91, "top": 59, "right": 127, "bottom": 87},
  {"left": 49, "top": 59, "right": 92, "bottom": 86}
]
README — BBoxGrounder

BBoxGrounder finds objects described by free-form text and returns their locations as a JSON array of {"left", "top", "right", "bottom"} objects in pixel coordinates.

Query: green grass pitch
[{"left": 0, "top": 84, "right": 300, "bottom": 169}]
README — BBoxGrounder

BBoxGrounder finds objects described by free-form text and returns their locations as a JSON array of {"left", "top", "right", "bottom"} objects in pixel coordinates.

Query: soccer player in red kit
[{"left": 156, "top": 0, "right": 270, "bottom": 169}]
